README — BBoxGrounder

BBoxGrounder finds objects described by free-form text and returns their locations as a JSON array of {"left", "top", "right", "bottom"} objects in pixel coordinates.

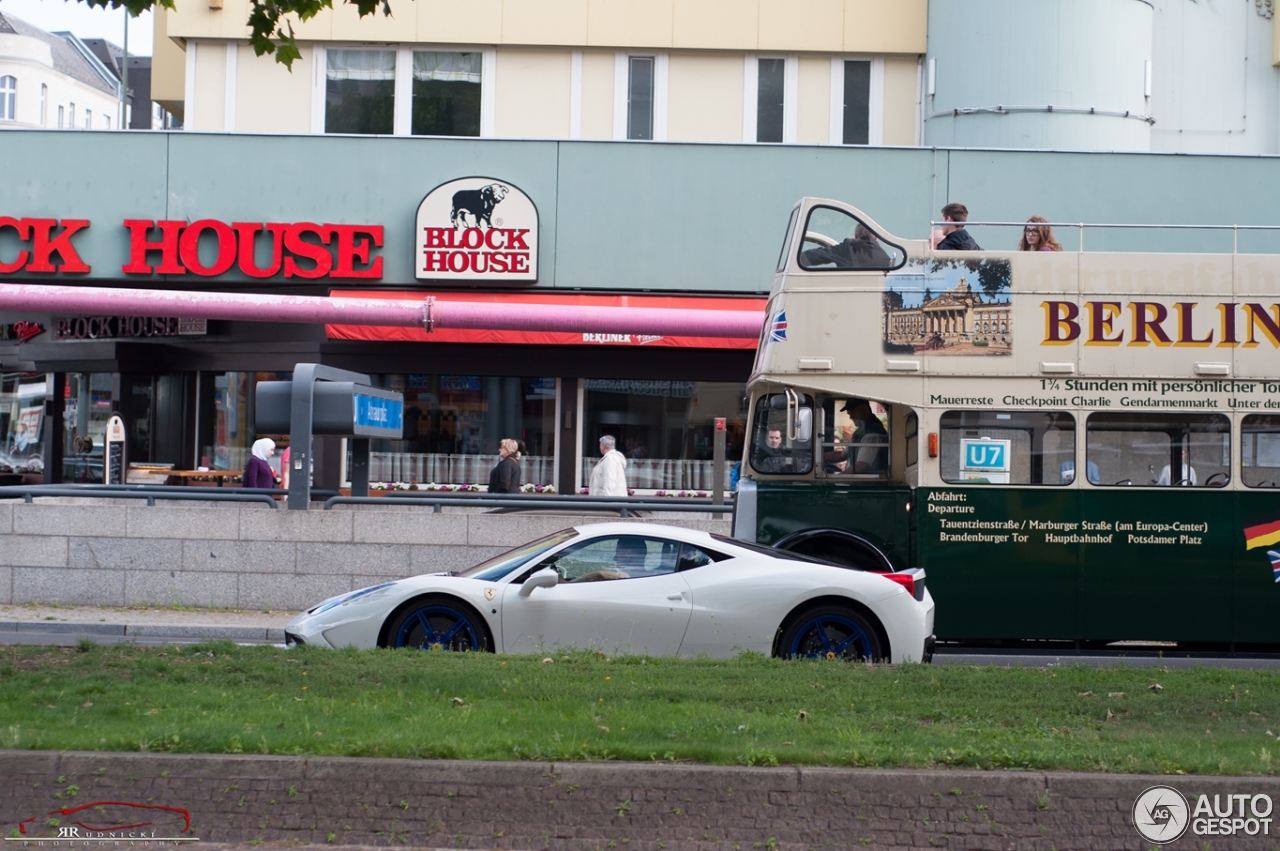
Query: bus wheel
[{"left": 779, "top": 605, "right": 883, "bottom": 662}]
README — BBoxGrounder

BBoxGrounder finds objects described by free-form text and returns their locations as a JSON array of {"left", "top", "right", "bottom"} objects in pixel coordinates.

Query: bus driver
[{"left": 754, "top": 427, "right": 793, "bottom": 473}]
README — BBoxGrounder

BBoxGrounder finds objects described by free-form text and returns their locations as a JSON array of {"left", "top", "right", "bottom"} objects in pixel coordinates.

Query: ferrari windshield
[{"left": 455, "top": 529, "right": 580, "bottom": 581}]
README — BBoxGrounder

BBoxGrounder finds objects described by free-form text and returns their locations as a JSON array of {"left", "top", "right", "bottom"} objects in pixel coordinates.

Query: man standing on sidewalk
[{"left": 589, "top": 435, "right": 628, "bottom": 496}]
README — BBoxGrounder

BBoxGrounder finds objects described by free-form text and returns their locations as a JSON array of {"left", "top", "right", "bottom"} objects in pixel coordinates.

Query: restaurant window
[
  {"left": 325, "top": 49, "right": 395, "bottom": 135},
  {"left": 940, "top": 410, "right": 1075, "bottom": 485},
  {"left": 1243, "top": 415, "right": 1280, "bottom": 488},
  {"left": 1085, "top": 413, "right": 1230, "bottom": 488},
  {"left": 627, "top": 56, "right": 654, "bottom": 140},
  {"left": 0, "top": 76, "right": 13, "bottom": 121},
  {"left": 367, "top": 375, "right": 556, "bottom": 487},
  {"left": 1, "top": 373, "right": 47, "bottom": 484},
  {"left": 209, "top": 372, "right": 289, "bottom": 476},
  {"left": 842, "top": 60, "right": 870, "bottom": 145},
  {"left": 412, "top": 51, "right": 481, "bottom": 137},
  {"left": 582, "top": 380, "right": 747, "bottom": 492},
  {"left": 756, "top": 58, "right": 784, "bottom": 143},
  {"left": 62, "top": 373, "right": 113, "bottom": 483}
]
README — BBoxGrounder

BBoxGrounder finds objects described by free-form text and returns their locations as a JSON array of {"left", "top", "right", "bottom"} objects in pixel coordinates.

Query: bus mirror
[{"left": 795, "top": 407, "right": 813, "bottom": 443}]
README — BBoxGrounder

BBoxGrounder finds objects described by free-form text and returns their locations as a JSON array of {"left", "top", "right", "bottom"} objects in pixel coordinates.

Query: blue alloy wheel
[
  {"left": 391, "top": 602, "right": 483, "bottom": 651},
  {"left": 779, "top": 605, "right": 882, "bottom": 662}
]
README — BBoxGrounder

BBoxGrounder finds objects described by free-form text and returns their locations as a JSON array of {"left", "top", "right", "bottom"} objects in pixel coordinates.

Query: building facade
[
  {"left": 0, "top": 13, "right": 120, "bottom": 130},
  {"left": 151, "top": 0, "right": 927, "bottom": 146}
]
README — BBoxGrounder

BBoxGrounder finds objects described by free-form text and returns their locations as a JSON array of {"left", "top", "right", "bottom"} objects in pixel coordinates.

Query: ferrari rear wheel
[
  {"left": 779, "top": 605, "right": 883, "bottom": 662},
  {"left": 383, "top": 596, "right": 492, "bottom": 652}
]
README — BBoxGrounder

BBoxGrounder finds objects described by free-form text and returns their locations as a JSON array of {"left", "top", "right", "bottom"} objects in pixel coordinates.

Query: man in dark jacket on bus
[{"left": 936, "top": 202, "right": 981, "bottom": 251}]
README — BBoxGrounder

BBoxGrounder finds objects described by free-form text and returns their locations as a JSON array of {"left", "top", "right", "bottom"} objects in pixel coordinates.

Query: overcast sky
[{"left": 0, "top": 0, "right": 152, "bottom": 56}]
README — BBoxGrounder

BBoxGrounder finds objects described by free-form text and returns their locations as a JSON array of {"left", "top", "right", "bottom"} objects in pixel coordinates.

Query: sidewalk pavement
[{"left": 0, "top": 603, "right": 297, "bottom": 643}]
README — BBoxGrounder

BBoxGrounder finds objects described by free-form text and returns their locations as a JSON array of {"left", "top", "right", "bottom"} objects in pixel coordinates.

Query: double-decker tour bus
[{"left": 736, "top": 197, "right": 1280, "bottom": 650}]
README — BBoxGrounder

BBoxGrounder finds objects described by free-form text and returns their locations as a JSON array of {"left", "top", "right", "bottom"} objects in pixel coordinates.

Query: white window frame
[
  {"left": 224, "top": 42, "right": 237, "bottom": 132},
  {"left": 57, "top": 104, "right": 64, "bottom": 129},
  {"left": 39, "top": 83, "right": 47, "bottom": 126},
  {"left": 613, "top": 51, "right": 667, "bottom": 141},
  {"left": 568, "top": 49, "right": 582, "bottom": 140},
  {"left": 0, "top": 76, "right": 16, "bottom": 122},
  {"left": 85, "top": 109, "right": 92, "bottom": 129},
  {"left": 313, "top": 43, "right": 492, "bottom": 137},
  {"left": 828, "top": 55, "right": 884, "bottom": 146},
  {"left": 743, "top": 54, "right": 797, "bottom": 144},
  {"left": 185, "top": 40, "right": 197, "bottom": 131}
]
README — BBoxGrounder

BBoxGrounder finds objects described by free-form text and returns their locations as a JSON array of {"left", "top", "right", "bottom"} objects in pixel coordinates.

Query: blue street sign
[{"left": 354, "top": 393, "right": 404, "bottom": 437}]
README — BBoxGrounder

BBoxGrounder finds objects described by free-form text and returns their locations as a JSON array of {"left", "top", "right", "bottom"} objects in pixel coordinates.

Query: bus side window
[
  {"left": 1086, "top": 413, "right": 1230, "bottom": 488},
  {"left": 822, "top": 397, "right": 890, "bottom": 477},
  {"left": 797, "top": 207, "right": 904, "bottom": 271},
  {"left": 1243, "top": 415, "right": 1280, "bottom": 488},
  {"left": 749, "top": 393, "right": 814, "bottom": 475},
  {"left": 939, "top": 410, "right": 1074, "bottom": 485}
]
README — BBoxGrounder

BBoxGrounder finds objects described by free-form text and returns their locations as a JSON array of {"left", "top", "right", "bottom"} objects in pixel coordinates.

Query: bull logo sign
[{"left": 415, "top": 176, "right": 539, "bottom": 283}]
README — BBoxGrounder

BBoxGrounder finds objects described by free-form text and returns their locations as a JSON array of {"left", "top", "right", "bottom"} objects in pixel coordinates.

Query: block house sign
[{"left": 414, "top": 177, "right": 539, "bottom": 283}]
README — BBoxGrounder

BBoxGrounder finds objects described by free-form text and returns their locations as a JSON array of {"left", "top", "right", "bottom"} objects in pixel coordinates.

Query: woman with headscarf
[
  {"left": 487, "top": 438, "right": 521, "bottom": 494},
  {"left": 244, "top": 438, "right": 277, "bottom": 489}
]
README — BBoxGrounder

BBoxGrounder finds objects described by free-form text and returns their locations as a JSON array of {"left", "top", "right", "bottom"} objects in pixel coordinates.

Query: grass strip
[{"left": 1, "top": 642, "right": 1277, "bottom": 775}]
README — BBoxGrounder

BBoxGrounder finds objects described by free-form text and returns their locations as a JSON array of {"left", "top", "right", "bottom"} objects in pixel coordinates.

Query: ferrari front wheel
[
  {"left": 779, "top": 605, "right": 883, "bottom": 662},
  {"left": 382, "top": 596, "right": 492, "bottom": 652}
]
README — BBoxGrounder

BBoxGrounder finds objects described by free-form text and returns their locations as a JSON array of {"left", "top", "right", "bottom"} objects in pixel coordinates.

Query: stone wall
[
  {"left": 0, "top": 501, "right": 729, "bottom": 611},
  {"left": 5, "top": 750, "right": 1277, "bottom": 850}
]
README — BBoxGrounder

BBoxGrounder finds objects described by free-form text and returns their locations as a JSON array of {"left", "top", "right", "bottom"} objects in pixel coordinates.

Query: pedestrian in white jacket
[{"left": 589, "top": 435, "right": 628, "bottom": 496}]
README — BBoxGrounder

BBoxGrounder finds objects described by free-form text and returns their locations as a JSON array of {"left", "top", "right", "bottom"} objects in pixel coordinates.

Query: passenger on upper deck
[
  {"left": 800, "top": 224, "right": 893, "bottom": 270},
  {"left": 1019, "top": 215, "right": 1062, "bottom": 252},
  {"left": 936, "top": 203, "right": 982, "bottom": 251}
]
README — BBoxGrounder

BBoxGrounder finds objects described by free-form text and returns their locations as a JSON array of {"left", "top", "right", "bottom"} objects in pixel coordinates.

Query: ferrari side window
[
  {"left": 553, "top": 536, "right": 680, "bottom": 582},
  {"left": 677, "top": 543, "right": 728, "bottom": 571}
]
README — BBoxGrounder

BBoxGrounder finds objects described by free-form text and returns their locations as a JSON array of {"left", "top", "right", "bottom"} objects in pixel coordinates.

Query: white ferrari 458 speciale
[{"left": 286, "top": 523, "right": 935, "bottom": 663}]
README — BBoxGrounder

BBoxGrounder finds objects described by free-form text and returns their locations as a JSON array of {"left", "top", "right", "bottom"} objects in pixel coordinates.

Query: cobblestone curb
[{"left": 5, "top": 751, "right": 1280, "bottom": 849}]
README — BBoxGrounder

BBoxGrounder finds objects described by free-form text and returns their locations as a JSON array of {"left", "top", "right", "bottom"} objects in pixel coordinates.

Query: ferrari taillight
[{"left": 883, "top": 572, "right": 915, "bottom": 596}]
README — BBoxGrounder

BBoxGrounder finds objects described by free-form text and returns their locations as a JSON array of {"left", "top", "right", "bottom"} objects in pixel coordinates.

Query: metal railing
[
  {"left": 324, "top": 491, "right": 733, "bottom": 516},
  {"left": 929, "top": 220, "right": 1280, "bottom": 254},
  {"left": 0, "top": 484, "right": 281, "bottom": 508}
]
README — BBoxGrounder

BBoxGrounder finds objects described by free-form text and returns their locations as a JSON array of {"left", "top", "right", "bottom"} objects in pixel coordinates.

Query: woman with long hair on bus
[{"left": 1018, "top": 215, "right": 1062, "bottom": 251}]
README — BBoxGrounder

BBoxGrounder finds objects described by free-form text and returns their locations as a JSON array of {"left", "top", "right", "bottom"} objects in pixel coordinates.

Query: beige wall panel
[
  {"left": 578, "top": 49, "right": 614, "bottom": 139},
  {"left": 331, "top": 0, "right": 413, "bottom": 42},
  {"left": 666, "top": 53, "right": 741, "bottom": 142},
  {"left": 795, "top": 55, "right": 830, "bottom": 144},
  {"left": 416, "top": 0, "right": 502, "bottom": 44},
  {"left": 503, "top": 0, "right": 589, "bottom": 45},
  {"left": 843, "top": 0, "right": 926, "bottom": 54},
  {"left": 672, "top": 0, "right": 756, "bottom": 49},
  {"left": 759, "top": 0, "right": 843, "bottom": 52},
  {"left": 151, "top": 9, "right": 187, "bottom": 106},
  {"left": 191, "top": 41, "right": 226, "bottom": 131},
  {"left": 881, "top": 55, "right": 917, "bottom": 146},
  {"left": 235, "top": 45, "right": 312, "bottom": 132},
  {"left": 167, "top": 0, "right": 251, "bottom": 40},
  {"left": 587, "top": 0, "right": 673, "bottom": 47},
  {"left": 494, "top": 49, "right": 571, "bottom": 138}
]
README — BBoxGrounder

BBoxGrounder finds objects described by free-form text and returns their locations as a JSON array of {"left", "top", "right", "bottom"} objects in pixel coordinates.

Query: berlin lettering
[
  {"left": 123, "top": 220, "right": 383, "bottom": 279},
  {"left": 1043, "top": 300, "right": 1280, "bottom": 347},
  {"left": 421, "top": 227, "right": 531, "bottom": 275}
]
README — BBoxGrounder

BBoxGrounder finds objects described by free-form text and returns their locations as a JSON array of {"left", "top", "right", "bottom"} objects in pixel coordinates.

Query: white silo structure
[{"left": 924, "top": 0, "right": 1154, "bottom": 150}]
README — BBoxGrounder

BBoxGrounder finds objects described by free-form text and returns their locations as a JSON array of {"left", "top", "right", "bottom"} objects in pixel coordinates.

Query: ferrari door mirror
[{"left": 519, "top": 567, "right": 560, "bottom": 597}]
